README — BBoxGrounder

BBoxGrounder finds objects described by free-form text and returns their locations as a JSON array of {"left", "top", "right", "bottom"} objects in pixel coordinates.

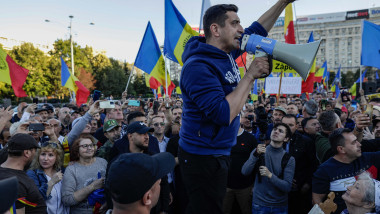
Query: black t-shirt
[
  {"left": 228, "top": 131, "right": 258, "bottom": 189},
  {"left": 0, "top": 167, "right": 47, "bottom": 214}
]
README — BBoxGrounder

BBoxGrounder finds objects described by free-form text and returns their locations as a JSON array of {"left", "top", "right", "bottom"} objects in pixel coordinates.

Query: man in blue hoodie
[{"left": 179, "top": 1, "right": 296, "bottom": 213}]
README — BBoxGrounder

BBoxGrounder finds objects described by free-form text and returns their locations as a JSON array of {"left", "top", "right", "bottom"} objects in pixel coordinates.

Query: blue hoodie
[{"left": 179, "top": 21, "right": 267, "bottom": 155}]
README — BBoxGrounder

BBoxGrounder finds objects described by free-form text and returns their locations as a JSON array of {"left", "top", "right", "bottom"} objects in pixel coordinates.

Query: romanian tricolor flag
[
  {"left": 0, "top": 47, "right": 29, "bottom": 97},
  {"left": 135, "top": 22, "right": 173, "bottom": 91},
  {"left": 164, "top": 0, "right": 199, "bottom": 65},
  {"left": 144, "top": 73, "right": 160, "bottom": 90},
  {"left": 157, "top": 86, "right": 163, "bottom": 98},
  {"left": 349, "top": 69, "right": 367, "bottom": 97},
  {"left": 60, "top": 57, "right": 90, "bottom": 106},
  {"left": 284, "top": 3, "right": 296, "bottom": 44},
  {"left": 302, "top": 32, "right": 316, "bottom": 93},
  {"left": 17, "top": 197, "right": 37, "bottom": 207},
  {"left": 315, "top": 61, "right": 327, "bottom": 83}
]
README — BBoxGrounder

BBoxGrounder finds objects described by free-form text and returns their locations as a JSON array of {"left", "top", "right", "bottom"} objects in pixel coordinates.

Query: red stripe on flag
[
  {"left": 285, "top": 21, "right": 296, "bottom": 44},
  {"left": 74, "top": 81, "right": 90, "bottom": 107},
  {"left": 6, "top": 55, "right": 29, "bottom": 97},
  {"left": 149, "top": 76, "right": 161, "bottom": 90}
]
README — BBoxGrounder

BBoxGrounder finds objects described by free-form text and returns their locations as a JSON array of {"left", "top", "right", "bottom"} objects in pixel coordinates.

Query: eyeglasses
[
  {"left": 153, "top": 122, "right": 165, "bottom": 127},
  {"left": 41, "top": 142, "right": 59, "bottom": 149},
  {"left": 79, "top": 143, "right": 96, "bottom": 149}
]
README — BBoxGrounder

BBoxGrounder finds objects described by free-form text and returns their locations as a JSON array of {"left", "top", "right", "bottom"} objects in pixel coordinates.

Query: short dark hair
[
  {"left": 318, "top": 110, "right": 339, "bottom": 131},
  {"left": 273, "top": 122, "right": 292, "bottom": 140},
  {"left": 329, "top": 128, "right": 351, "bottom": 155},
  {"left": 282, "top": 114, "right": 297, "bottom": 124},
  {"left": 301, "top": 117, "right": 314, "bottom": 130},
  {"left": 370, "top": 98, "right": 380, "bottom": 103},
  {"left": 203, "top": 4, "right": 238, "bottom": 40},
  {"left": 127, "top": 111, "right": 145, "bottom": 124}
]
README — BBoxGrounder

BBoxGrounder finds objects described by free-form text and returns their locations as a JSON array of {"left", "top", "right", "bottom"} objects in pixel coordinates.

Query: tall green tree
[
  {"left": 9, "top": 43, "right": 51, "bottom": 97},
  {"left": 94, "top": 58, "right": 128, "bottom": 97}
]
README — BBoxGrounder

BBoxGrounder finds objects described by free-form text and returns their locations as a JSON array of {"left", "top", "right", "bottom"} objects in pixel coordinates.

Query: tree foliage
[{"left": 0, "top": 40, "right": 156, "bottom": 100}]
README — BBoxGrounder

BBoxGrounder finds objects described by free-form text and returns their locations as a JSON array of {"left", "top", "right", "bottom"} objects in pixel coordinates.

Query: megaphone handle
[{"left": 255, "top": 50, "right": 273, "bottom": 78}]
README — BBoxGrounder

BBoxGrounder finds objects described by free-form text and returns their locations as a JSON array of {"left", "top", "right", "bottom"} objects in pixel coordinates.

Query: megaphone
[{"left": 240, "top": 34, "right": 321, "bottom": 80}]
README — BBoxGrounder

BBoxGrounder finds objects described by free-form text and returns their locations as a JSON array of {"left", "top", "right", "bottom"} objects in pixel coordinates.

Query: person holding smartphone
[{"left": 27, "top": 142, "right": 69, "bottom": 214}]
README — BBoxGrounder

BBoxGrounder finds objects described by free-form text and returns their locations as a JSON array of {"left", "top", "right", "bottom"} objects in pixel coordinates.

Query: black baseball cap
[
  {"left": 127, "top": 121, "right": 154, "bottom": 134},
  {"left": 106, "top": 152, "right": 175, "bottom": 204},
  {"left": 7, "top": 133, "right": 40, "bottom": 151}
]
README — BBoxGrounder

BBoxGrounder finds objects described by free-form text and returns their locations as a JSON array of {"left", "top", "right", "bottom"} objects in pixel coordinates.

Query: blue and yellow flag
[
  {"left": 251, "top": 80, "right": 258, "bottom": 101},
  {"left": 350, "top": 69, "right": 367, "bottom": 97},
  {"left": 135, "top": 22, "right": 171, "bottom": 88},
  {"left": 164, "top": 0, "right": 199, "bottom": 65}
]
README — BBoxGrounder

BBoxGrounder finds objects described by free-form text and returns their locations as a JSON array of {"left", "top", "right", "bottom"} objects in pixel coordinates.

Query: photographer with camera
[{"left": 242, "top": 123, "right": 295, "bottom": 213}]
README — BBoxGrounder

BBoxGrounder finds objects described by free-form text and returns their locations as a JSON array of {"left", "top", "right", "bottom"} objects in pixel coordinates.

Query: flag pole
[
  {"left": 199, "top": 0, "right": 205, "bottom": 34},
  {"left": 277, "top": 71, "right": 284, "bottom": 106},
  {"left": 359, "top": 66, "right": 363, "bottom": 90},
  {"left": 164, "top": 55, "right": 169, "bottom": 97},
  {"left": 125, "top": 65, "right": 135, "bottom": 93},
  {"left": 292, "top": 3, "right": 300, "bottom": 44}
]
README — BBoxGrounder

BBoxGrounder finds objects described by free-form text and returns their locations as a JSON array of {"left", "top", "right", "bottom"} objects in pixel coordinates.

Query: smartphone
[
  {"left": 270, "top": 97, "right": 276, "bottom": 106},
  {"left": 29, "top": 123, "right": 45, "bottom": 132},
  {"left": 99, "top": 101, "right": 115, "bottom": 109},
  {"left": 128, "top": 100, "right": 140, "bottom": 107},
  {"left": 93, "top": 90, "right": 101, "bottom": 102}
]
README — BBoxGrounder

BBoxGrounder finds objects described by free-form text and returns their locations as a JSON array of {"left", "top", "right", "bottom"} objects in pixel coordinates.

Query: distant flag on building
[
  {"left": 60, "top": 57, "right": 90, "bottom": 106},
  {"left": 0, "top": 47, "right": 29, "bottom": 97},
  {"left": 361, "top": 20, "right": 380, "bottom": 69},
  {"left": 164, "top": 0, "right": 199, "bottom": 65},
  {"left": 376, "top": 71, "right": 379, "bottom": 80},
  {"left": 135, "top": 22, "right": 173, "bottom": 90},
  {"left": 302, "top": 32, "right": 316, "bottom": 93},
  {"left": 349, "top": 69, "right": 367, "bottom": 97},
  {"left": 199, "top": 0, "right": 212, "bottom": 33},
  {"left": 284, "top": 3, "right": 296, "bottom": 44},
  {"left": 315, "top": 61, "right": 327, "bottom": 83}
]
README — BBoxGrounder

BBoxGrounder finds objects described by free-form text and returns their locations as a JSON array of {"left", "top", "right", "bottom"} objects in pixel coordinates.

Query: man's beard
[
  {"left": 24, "top": 159, "right": 33, "bottom": 171},
  {"left": 136, "top": 142, "right": 148, "bottom": 152}
]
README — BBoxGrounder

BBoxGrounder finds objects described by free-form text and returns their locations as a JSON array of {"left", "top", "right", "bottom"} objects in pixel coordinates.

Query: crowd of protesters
[{"left": 0, "top": 88, "right": 379, "bottom": 214}]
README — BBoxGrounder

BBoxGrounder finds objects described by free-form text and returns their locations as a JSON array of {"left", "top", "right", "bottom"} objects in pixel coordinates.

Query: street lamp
[{"left": 69, "top": 15, "right": 74, "bottom": 76}]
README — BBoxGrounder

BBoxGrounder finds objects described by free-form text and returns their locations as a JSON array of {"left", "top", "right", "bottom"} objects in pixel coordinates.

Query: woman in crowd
[
  {"left": 27, "top": 141, "right": 69, "bottom": 214},
  {"left": 61, "top": 134, "right": 107, "bottom": 214},
  {"left": 341, "top": 171, "right": 379, "bottom": 214}
]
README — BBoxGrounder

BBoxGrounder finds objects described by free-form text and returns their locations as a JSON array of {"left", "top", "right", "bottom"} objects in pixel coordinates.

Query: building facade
[{"left": 268, "top": 7, "right": 380, "bottom": 74}]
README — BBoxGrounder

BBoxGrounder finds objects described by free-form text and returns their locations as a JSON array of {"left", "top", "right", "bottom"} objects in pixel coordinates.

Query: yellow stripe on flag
[
  {"left": 173, "top": 23, "right": 199, "bottom": 65},
  {"left": 149, "top": 55, "right": 170, "bottom": 87}
]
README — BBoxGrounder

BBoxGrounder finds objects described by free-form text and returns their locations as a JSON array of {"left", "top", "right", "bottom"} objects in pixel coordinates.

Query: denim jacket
[{"left": 26, "top": 169, "right": 52, "bottom": 200}]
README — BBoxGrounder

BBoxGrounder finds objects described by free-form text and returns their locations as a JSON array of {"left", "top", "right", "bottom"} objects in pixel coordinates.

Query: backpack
[{"left": 279, "top": 153, "right": 291, "bottom": 179}]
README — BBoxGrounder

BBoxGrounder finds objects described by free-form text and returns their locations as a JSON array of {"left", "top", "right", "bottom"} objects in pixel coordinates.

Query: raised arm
[{"left": 257, "top": 0, "right": 295, "bottom": 32}]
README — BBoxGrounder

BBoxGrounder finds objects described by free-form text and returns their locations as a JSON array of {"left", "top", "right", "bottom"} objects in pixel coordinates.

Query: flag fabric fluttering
[
  {"left": 361, "top": 20, "right": 380, "bottom": 69},
  {"left": 315, "top": 61, "right": 327, "bottom": 83},
  {"left": 199, "top": 0, "right": 211, "bottom": 33},
  {"left": 302, "top": 32, "right": 316, "bottom": 93},
  {"left": 284, "top": 3, "right": 296, "bottom": 44},
  {"left": 0, "top": 47, "right": 29, "bottom": 97},
  {"left": 164, "top": 0, "right": 199, "bottom": 65},
  {"left": 331, "top": 65, "right": 341, "bottom": 97},
  {"left": 144, "top": 73, "right": 161, "bottom": 90},
  {"left": 135, "top": 22, "right": 173, "bottom": 90},
  {"left": 349, "top": 69, "right": 367, "bottom": 97},
  {"left": 251, "top": 79, "right": 258, "bottom": 101},
  {"left": 60, "top": 57, "right": 90, "bottom": 106}
]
